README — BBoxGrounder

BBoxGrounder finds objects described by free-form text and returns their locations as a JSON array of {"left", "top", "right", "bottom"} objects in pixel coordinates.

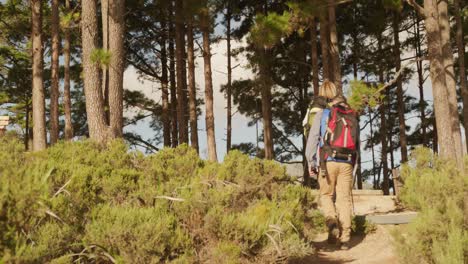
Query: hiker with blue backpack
[{"left": 304, "top": 80, "right": 360, "bottom": 250}]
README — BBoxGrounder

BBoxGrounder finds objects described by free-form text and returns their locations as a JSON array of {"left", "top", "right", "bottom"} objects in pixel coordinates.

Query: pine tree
[
  {"left": 31, "top": 0, "right": 46, "bottom": 151},
  {"left": 81, "top": 0, "right": 108, "bottom": 143},
  {"left": 328, "top": 0, "right": 341, "bottom": 92},
  {"left": 437, "top": 1, "right": 463, "bottom": 165},
  {"left": 392, "top": 11, "right": 408, "bottom": 163},
  {"left": 50, "top": 0, "right": 60, "bottom": 144},
  {"left": 160, "top": 11, "right": 172, "bottom": 147},
  {"left": 102, "top": 0, "right": 110, "bottom": 123},
  {"left": 168, "top": 3, "right": 179, "bottom": 147},
  {"left": 63, "top": 0, "right": 74, "bottom": 140},
  {"left": 108, "top": 0, "right": 125, "bottom": 137},
  {"left": 454, "top": 0, "right": 468, "bottom": 152},
  {"left": 187, "top": 16, "right": 199, "bottom": 152},
  {"left": 226, "top": 0, "right": 233, "bottom": 152},
  {"left": 310, "top": 17, "right": 319, "bottom": 95},
  {"left": 200, "top": 3, "right": 218, "bottom": 162},
  {"left": 175, "top": 0, "right": 188, "bottom": 144}
]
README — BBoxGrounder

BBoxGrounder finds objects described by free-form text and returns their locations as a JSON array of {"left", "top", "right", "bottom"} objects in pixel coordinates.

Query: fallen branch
[
  {"left": 53, "top": 179, "right": 72, "bottom": 197},
  {"left": 155, "top": 196, "right": 185, "bottom": 202}
]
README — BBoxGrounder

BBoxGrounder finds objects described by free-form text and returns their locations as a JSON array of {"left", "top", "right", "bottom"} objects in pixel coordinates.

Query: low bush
[
  {"left": 0, "top": 136, "right": 322, "bottom": 263},
  {"left": 392, "top": 147, "right": 468, "bottom": 264}
]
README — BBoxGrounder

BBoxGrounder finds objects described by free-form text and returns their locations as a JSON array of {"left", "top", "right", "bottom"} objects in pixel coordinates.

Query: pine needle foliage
[
  {"left": 90, "top": 48, "right": 112, "bottom": 67},
  {"left": 0, "top": 136, "right": 322, "bottom": 263},
  {"left": 250, "top": 12, "right": 293, "bottom": 49},
  {"left": 347, "top": 80, "right": 384, "bottom": 111},
  {"left": 392, "top": 147, "right": 468, "bottom": 264}
]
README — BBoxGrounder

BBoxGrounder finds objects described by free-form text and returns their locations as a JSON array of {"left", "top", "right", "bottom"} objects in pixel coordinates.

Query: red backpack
[{"left": 320, "top": 105, "right": 359, "bottom": 162}]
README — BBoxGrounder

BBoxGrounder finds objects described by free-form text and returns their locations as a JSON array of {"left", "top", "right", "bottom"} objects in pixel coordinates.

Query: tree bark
[
  {"left": 201, "top": 8, "right": 218, "bottom": 162},
  {"left": 50, "top": 0, "right": 60, "bottom": 144},
  {"left": 175, "top": 0, "right": 188, "bottom": 144},
  {"left": 328, "top": 0, "right": 341, "bottom": 92},
  {"left": 423, "top": 0, "right": 458, "bottom": 161},
  {"left": 187, "top": 18, "right": 199, "bottom": 153},
  {"left": 81, "top": 0, "right": 108, "bottom": 143},
  {"left": 392, "top": 12, "right": 408, "bottom": 163},
  {"left": 260, "top": 49, "right": 274, "bottom": 160},
  {"left": 454, "top": 0, "right": 468, "bottom": 154},
  {"left": 437, "top": 0, "right": 464, "bottom": 166},
  {"left": 168, "top": 4, "right": 178, "bottom": 147},
  {"left": 31, "top": 0, "right": 47, "bottom": 151},
  {"left": 378, "top": 36, "right": 390, "bottom": 195},
  {"left": 319, "top": 14, "right": 331, "bottom": 81},
  {"left": 352, "top": 23, "right": 362, "bottom": 189},
  {"left": 161, "top": 16, "right": 171, "bottom": 147},
  {"left": 25, "top": 103, "right": 30, "bottom": 150},
  {"left": 63, "top": 0, "right": 74, "bottom": 140},
  {"left": 310, "top": 17, "right": 319, "bottom": 96},
  {"left": 101, "top": 0, "right": 110, "bottom": 123},
  {"left": 226, "top": 2, "right": 233, "bottom": 152},
  {"left": 369, "top": 110, "right": 377, "bottom": 189},
  {"left": 108, "top": 0, "right": 125, "bottom": 138},
  {"left": 414, "top": 12, "right": 427, "bottom": 146}
]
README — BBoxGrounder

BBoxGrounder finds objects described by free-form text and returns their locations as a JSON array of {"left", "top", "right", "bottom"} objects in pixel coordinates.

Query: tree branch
[
  {"left": 375, "top": 57, "right": 427, "bottom": 94},
  {"left": 405, "top": 0, "right": 426, "bottom": 18}
]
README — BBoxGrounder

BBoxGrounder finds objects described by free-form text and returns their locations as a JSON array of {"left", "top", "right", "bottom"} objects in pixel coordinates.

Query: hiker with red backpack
[{"left": 305, "top": 80, "right": 360, "bottom": 250}]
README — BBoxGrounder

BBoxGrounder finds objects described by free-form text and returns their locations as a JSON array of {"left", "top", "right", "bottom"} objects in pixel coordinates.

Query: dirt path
[{"left": 293, "top": 225, "right": 400, "bottom": 264}]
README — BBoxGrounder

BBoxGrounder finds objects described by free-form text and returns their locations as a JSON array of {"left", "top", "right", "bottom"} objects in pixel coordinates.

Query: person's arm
[{"left": 305, "top": 111, "right": 323, "bottom": 168}]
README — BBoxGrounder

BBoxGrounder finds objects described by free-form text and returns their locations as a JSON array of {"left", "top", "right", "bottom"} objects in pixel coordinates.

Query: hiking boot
[{"left": 325, "top": 217, "right": 340, "bottom": 244}]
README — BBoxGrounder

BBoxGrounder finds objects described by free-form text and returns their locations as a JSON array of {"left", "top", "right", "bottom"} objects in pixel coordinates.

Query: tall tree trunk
[
  {"left": 63, "top": 0, "right": 74, "bottom": 140},
  {"left": 182, "top": 30, "right": 189, "bottom": 142},
  {"left": 392, "top": 12, "right": 408, "bottom": 163},
  {"left": 168, "top": 5, "right": 178, "bottom": 147},
  {"left": 378, "top": 36, "right": 390, "bottom": 195},
  {"left": 437, "top": 1, "right": 464, "bottom": 166},
  {"left": 319, "top": 14, "right": 330, "bottom": 81},
  {"left": 25, "top": 103, "right": 30, "bottom": 150},
  {"left": 201, "top": 8, "right": 218, "bottom": 162},
  {"left": 101, "top": 0, "right": 110, "bottom": 123},
  {"left": 260, "top": 50, "right": 274, "bottom": 160},
  {"left": 82, "top": 0, "right": 108, "bottom": 143},
  {"left": 423, "top": 0, "right": 458, "bottom": 162},
  {"left": 454, "top": 0, "right": 468, "bottom": 153},
  {"left": 108, "top": 0, "right": 125, "bottom": 138},
  {"left": 414, "top": 12, "right": 427, "bottom": 146},
  {"left": 352, "top": 25, "right": 362, "bottom": 189},
  {"left": 369, "top": 110, "right": 377, "bottom": 189},
  {"left": 328, "top": 0, "right": 341, "bottom": 92},
  {"left": 50, "top": 0, "right": 60, "bottom": 144},
  {"left": 175, "top": 0, "right": 188, "bottom": 144},
  {"left": 161, "top": 17, "right": 171, "bottom": 147},
  {"left": 226, "top": 2, "right": 233, "bottom": 152},
  {"left": 187, "top": 18, "right": 199, "bottom": 153},
  {"left": 310, "top": 17, "right": 319, "bottom": 96},
  {"left": 31, "top": 0, "right": 47, "bottom": 151}
]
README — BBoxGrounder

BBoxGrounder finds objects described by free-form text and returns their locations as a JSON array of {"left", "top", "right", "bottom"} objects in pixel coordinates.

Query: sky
[{"left": 122, "top": 30, "right": 448, "bottom": 172}]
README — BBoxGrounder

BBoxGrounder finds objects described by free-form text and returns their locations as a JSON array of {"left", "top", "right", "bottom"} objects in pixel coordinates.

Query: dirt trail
[{"left": 306, "top": 225, "right": 400, "bottom": 264}]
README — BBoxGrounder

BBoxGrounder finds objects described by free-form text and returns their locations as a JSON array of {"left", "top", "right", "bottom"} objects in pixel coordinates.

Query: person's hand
[{"left": 309, "top": 166, "right": 318, "bottom": 177}]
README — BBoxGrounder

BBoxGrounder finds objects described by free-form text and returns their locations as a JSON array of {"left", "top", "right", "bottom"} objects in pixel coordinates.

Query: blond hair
[{"left": 318, "top": 80, "right": 337, "bottom": 99}]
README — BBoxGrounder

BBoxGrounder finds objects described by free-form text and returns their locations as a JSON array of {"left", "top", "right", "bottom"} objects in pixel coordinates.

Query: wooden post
[{"left": 392, "top": 169, "right": 404, "bottom": 198}]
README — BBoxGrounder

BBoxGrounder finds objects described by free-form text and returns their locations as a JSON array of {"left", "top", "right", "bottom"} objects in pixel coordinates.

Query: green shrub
[
  {"left": 0, "top": 138, "right": 322, "bottom": 263},
  {"left": 393, "top": 147, "right": 467, "bottom": 264}
]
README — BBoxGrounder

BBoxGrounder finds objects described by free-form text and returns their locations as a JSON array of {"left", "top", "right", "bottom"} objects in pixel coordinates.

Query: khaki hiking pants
[{"left": 318, "top": 161, "right": 353, "bottom": 242}]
